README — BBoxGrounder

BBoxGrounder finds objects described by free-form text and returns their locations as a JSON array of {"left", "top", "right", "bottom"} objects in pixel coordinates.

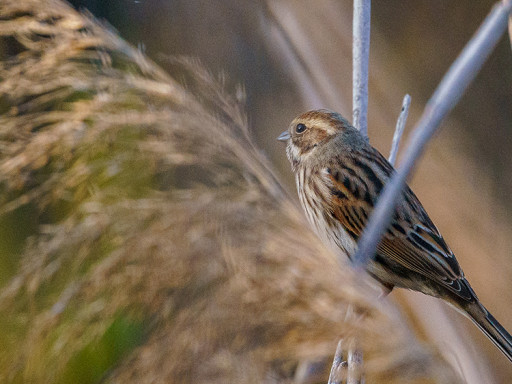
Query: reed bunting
[{"left": 278, "top": 109, "right": 512, "bottom": 362}]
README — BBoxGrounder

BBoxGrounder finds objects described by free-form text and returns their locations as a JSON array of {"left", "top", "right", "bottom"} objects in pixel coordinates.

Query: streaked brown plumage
[{"left": 278, "top": 109, "right": 512, "bottom": 362}]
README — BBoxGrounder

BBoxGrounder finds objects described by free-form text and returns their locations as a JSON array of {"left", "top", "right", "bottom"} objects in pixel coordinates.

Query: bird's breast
[{"left": 295, "top": 166, "right": 357, "bottom": 262}]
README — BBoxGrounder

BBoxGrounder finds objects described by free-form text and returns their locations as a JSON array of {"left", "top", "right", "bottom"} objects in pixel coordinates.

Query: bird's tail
[{"left": 464, "top": 301, "right": 512, "bottom": 362}]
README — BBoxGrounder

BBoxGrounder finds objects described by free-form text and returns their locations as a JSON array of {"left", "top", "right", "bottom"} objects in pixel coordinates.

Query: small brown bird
[{"left": 278, "top": 109, "right": 512, "bottom": 362}]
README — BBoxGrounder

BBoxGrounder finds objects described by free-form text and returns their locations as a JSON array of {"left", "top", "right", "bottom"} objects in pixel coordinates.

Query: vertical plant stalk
[
  {"left": 388, "top": 94, "right": 411, "bottom": 166},
  {"left": 352, "top": 0, "right": 371, "bottom": 137},
  {"left": 508, "top": 12, "right": 512, "bottom": 47},
  {"left": 347, "top": 341, "right": 364, "bottom": 384},
  {"left": 332, "top": 2, "right": 373, "bottom": 383},
  {"left": 331, "top": 2, "right": 373, "bottom": 383},
  {"left": 328, "top": 340, "right": 345, "bottom": 384},
  {"left": 353, "top": 0, "right": 512, "bottom": 267}
]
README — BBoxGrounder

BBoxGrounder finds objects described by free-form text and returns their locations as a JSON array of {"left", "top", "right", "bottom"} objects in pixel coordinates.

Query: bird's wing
[
  {"left": 323, "top": 149, "right": 473, "bottom": 301},
  {"left": 378, "top": 190, "right": 474, "bottom": 300}
]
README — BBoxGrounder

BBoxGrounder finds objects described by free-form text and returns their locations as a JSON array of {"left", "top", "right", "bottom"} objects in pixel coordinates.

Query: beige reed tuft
[{"left": 0, "top": 0, "right": 458, "bottom": 383}]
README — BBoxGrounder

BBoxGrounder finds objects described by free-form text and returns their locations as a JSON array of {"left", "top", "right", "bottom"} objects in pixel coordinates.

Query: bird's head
[{"left": 278, "top": 109, "right": 364, "bottom": 171}]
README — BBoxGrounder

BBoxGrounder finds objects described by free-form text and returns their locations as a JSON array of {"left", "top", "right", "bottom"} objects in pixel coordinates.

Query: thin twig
[
  {"left": 343, "top": 2, "right": 371, "bottom": 381},
  {"left": 328, "top": 340, "right": 345, "bottom": 384},
  {"left": 352, "top": 0, "right": 371, "bottom": 137},
  {"left": 508, "top": 10, "right": 512, "bottom": 48},
  {"left": 353, "top": 0, "right": 512, "bottom": 267},
  {"left": 347, "top": 339, "right": 363, "bottom": 384},
  {"left": 388, "top": 94, "right": 411, "bottom": 166}
]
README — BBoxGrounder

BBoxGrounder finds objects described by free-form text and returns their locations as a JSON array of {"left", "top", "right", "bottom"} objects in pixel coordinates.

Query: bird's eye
[{"left": 295, "top": 123, "right": 307, "bottom": 134}]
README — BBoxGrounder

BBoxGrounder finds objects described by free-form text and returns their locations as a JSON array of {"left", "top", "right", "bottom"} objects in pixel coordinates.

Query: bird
[{"left": 278, "top": 108, "right": 512, "bottom": 362}]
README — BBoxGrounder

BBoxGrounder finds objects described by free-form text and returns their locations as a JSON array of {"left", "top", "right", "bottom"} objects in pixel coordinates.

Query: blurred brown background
[{"left": 68, "top": 0, "right": 512, "bottom": 218}]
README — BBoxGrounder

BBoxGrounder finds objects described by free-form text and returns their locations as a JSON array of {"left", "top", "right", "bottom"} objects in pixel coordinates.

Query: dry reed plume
[{"left": 0, "top": 0, "right": 458, "bottom": 383}]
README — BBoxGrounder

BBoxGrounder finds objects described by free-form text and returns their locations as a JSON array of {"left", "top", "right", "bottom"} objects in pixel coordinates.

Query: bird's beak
[{"left": 277, "top": 131, "right": 290, "bottom": 142}]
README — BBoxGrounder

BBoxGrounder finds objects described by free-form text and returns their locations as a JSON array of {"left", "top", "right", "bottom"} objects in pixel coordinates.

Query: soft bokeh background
[
  {"left": 1, "top": 0, "right": 511, "bottom": 382},
  {"left": 68, "top": 0, "right": 512, "bottom": 229}
]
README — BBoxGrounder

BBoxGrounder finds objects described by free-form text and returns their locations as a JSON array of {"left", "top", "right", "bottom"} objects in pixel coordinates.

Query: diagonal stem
[{"left": 353, "top": 0, "right": 512, "bottom": 267}]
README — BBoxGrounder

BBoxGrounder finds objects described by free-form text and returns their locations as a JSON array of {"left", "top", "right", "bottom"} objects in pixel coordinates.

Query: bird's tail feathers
[{"left": 465, "top": 301, "right": 512, "bottom": 363}]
